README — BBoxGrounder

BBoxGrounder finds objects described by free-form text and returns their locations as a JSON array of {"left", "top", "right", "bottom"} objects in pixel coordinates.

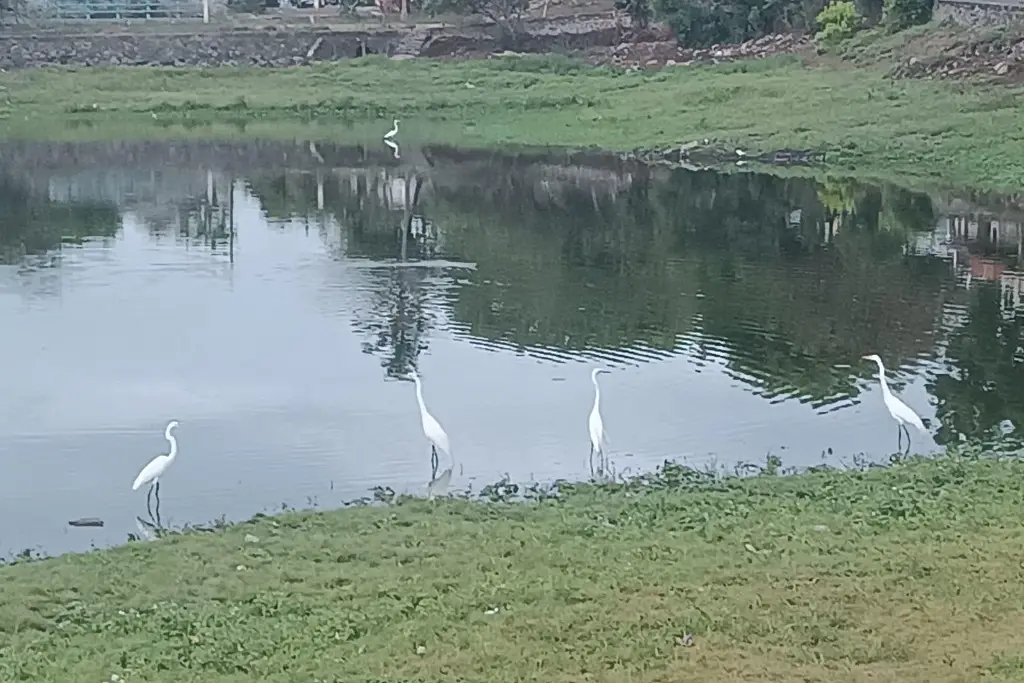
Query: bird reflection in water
[{"left": 134, "top": 515, "right": 159, "bottom": 541}]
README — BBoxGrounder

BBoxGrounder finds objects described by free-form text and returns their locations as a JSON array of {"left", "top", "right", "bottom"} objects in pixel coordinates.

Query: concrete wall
[
  {"left": 0, "top": 27, "right": 401, "bottom": 68},
  {"left": 934, "top": 0, "right": 1024, "bottom": 24},
  {"left": 0, "top": 14, "right": 628, "bottom": 69}
]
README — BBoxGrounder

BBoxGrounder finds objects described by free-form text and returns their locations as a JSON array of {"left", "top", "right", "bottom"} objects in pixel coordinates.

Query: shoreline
[
  {"left": 3, "top": 452, "right": 1024, "bottom": 681},
  {"left": 1, "top": 50, "right": 1024, "bottom": 190}
]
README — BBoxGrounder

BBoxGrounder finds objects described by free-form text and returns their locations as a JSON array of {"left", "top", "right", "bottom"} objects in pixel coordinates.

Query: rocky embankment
[
  {"left": 889, "top": 36, "right": 1024, "bottom": 82},
  {"left": 0, "top": 10, "right": 1020, "bottom": 83},
  {"left": 0, "top": 15, "right": 630, "bottom": 69},
  {"left": 0, "top": 12, "right": 811, "bottom": 70},
  {"left": 586, "top": 32, "right": 810, "bottom": 68}
]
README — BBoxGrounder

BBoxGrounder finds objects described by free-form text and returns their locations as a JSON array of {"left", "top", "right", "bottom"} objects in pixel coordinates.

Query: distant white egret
[
  {"left": 588, "top": 368, "right": 611, "bottom": 475},
  {"left": 404, "top": 371, "right": 451, "bottom": 478},
  {"left": 384, "top": 118, "right": 400, "bottom": 140},
  {"left": 131, "top": 420, "right": 179, "bottom": 520},
  {"left": 862, "top": 354, "right": 927, "bottom": 452}
]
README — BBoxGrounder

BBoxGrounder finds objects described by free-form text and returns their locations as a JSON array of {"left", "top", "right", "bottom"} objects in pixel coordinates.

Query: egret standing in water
[
  {"left": 131, "top": 420, "right": 179, "bottom": 521},
  {"left": 384, "top": 118, "right": 400, "bottom": 141},
  {"left": 588, "top": 368, "right": 611, "bottom": 475},
  {"left": 862, "top": 354, "right": 927, "bottom": 453},
  {"left": 404, "top": 371, "right": 451, "bottom": 479}
]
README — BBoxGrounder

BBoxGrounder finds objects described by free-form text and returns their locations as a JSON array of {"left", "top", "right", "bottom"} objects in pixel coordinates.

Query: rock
[
  {"left": 995, "top": 61, "right": 1010, "bottom": 75},
  {"left": 391, "top": 54, "right": 416, "bottom": 60}
]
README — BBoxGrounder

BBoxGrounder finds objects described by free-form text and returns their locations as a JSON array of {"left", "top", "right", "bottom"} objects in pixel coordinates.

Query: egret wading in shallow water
[
  {"left": 588, "top": 368, "right": 610, "bottom": 476},
  {"left": 404, "top": 371, "right": 451, "bottom": 479},
  {"left": 862, "top": 354, "right": 927, "bottom": 453},
  {"left": 131, "top": 420, "right": 179, "bottom": 521},
  {"left": 384, "top": 118, "right": 399, "bottom": 140}
]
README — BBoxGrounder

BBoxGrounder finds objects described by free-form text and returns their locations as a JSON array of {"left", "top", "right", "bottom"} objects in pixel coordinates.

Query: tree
[
  {"left": 422, "top": 0, "right": 530, "bottom": 48},
  {"left": 615, "top": 0, "right": 653, "bottom": 29}
]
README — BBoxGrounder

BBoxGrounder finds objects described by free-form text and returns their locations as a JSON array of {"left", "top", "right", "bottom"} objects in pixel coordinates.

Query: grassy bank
[
  {"left": 2, "top": 455, "right": 1024, "bottom": 681},
  {"left": 2, "top": 50, "right": 1024, "bottom": 189}
]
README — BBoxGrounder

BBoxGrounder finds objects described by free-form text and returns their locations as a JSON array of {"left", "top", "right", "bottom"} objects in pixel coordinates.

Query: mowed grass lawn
[
  {"left": 2, "top": 52, "right": 1024, "bottom": 188},
  {"left": 2, "top": 456, "right": 1024, "bottom": 682}
]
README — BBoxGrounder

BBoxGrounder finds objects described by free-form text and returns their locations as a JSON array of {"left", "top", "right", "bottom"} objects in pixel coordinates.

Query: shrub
[
  {"left": 883, "top": 0, "right": 931, "bottom": 30},
  {"left": 815, "top": 0, "right": 859, "bottom": 44},
  {"left": 656, "top": 0, "right": 732, "bottom": 47},
  {"left": 655, "top": 0, "right": 823, "bottom": 49},
  {"left": 615, "top": 0, "right": 654, "bottom": 28}
]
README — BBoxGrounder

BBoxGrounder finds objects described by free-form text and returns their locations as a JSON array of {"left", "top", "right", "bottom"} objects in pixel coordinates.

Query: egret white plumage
[
  {"left": 588, "top": 368, "right": 610, "bottom": 475},
  {"left": 131, "top": 420, "right": 179, "bottom": 520},
  {"left": 404, "top": 371, "right": 451, "bottom": 478},
  {"left": 862, "top": 354, "right": 927, "bottom": 452},
  {"left": 384, "top": 118, "right": 400, "bottom": 140}
]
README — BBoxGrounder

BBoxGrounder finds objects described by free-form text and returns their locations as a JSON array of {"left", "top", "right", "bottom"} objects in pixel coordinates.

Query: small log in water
[{"left": 67, "top": 517, "right": 105, "bottom": 528}]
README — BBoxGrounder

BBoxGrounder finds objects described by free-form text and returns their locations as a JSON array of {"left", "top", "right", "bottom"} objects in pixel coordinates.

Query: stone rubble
[
  {"left": 888, "top": 32, "right": 1024, "bottom": 81},
  {"left": 586, "top": 33, "right": 811, "bottom": 69}
]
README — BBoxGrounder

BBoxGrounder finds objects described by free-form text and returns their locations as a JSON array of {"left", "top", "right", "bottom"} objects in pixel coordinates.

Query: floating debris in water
[{"left": 68, "top": 517, "right": 104, "bottom": 528}]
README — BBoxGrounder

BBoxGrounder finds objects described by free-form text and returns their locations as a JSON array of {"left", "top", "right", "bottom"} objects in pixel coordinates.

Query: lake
[{"left": 1, "top": 138, "right": 1021, "bottom": 557}]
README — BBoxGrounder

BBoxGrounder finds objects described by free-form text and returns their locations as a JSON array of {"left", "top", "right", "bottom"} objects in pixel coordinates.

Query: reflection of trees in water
[
  {"left": 0, "top": 175, "right": 120, "bottom": 264},
  {"left": 247, "top": 169, "right": 437, "bottom": 377},
  {"left": 358, "top": 268, "right": 440, "bottom": 377},
  {"left": 929, "top": 282, "right": 1024, "bottom": 446},
  {"left": 430, "top": 164, "right": 949, "bottom": 405}
]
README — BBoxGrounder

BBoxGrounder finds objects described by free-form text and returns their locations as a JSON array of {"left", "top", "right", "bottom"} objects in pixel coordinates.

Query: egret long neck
[
  {"left": 414, "top": 377, "right": 428, "bottom": 416},
  {"left": 592, "top": 376, "right": 601, "bottom": 412},
  {"left": 165, "top": 431, "right": 178, "bottom": 461},
  {"left": 875, "top": 365, "right": 893, "bottom": 397}
]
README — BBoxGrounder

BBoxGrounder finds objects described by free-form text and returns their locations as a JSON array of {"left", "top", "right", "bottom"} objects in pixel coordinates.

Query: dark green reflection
[
  {"left": 0, "top": 175, "right": 120, "bottom": 263},
  {"left": 248, "top": 170, "right": 436, "bottom": 378},
  {"left": 248, "top": 157, "right": 958, "bottom": 407},
  {"left": 429, "top": 164, "right": 949, "bottom": 405},
  {"left": 930, "top": 281, "right": 1024, "bottom": 447}
]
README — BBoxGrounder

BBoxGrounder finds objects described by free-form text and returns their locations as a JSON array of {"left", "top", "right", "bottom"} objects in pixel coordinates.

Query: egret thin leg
[
  {"left": 903, "top": 425, "right": 912, "bottom": 454},
  {"left": 154, "top": 490, "right": 162, "bottom": 529},
  {"left": 430, "top": 445, "right": 439, "bottom": 479},
  {"left": 897, "top": 424, "right": 903, "bottom": 452},
  {"left": 154, "top": 481, "right": 162, "bottom": 524},
  {"left": 146, "top": 483, "right": 155, "bottom": 520},
  {"left": 589, "top": 445, "right": 595, "bottom": 478}
]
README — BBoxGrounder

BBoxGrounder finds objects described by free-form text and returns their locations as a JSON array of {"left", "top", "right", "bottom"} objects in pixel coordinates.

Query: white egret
[
  {"left": 588, "top": 368, "right": 611, "bottom": 475},
  {"left": 862, "top": 354, "right": 927, "bottom": 452},
  {"left": 383, "top": 118, "right": 400, "bottom": 140},
  {"left": 131, "top": 420, "right": 179, "bottom": 520},
  {"left": 404, "top": 371, "right": 451, "bottom": 478}
]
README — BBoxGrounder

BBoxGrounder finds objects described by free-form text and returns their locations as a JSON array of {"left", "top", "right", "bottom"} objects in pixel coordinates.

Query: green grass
[
  {"left": 3, "top": 454, "right": 1024, "bottom": 682},
  {"left": 3, "top": 51, "right": 1024, "bottom": 189}
]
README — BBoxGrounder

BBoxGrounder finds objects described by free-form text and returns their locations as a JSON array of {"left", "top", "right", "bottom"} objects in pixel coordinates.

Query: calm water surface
[{"left": 1, "top": 139, "right": 1022, "bottom": 556}]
